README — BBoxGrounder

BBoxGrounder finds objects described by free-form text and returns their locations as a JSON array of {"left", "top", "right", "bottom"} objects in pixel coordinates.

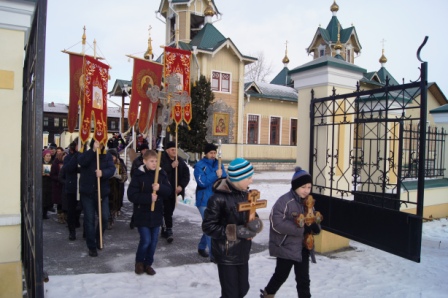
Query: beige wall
[{"left": 0, "top": 27, "right": 25, "bottom": 297}]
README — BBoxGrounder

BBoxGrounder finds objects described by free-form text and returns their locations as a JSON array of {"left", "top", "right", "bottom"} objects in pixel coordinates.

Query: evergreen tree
[{"left": 169, "top": 75, "right": 214, "bottom": 154}]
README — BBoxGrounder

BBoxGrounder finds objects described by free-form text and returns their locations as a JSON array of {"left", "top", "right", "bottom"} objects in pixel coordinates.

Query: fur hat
[
  {"left": 165, "top": 141, "right": 176, "bottom": 150},
  {"left": 204, "top": 143, "right": 218, "bottom": 154},
  {"left": 42, "top": 149, "right": 51, "bottom": 158},
  {"left": 140, "top": 144, "right": 149, "bottom": 151},
  {"left": 291, "top": 167, "right": 312, "bottom": 190},
  {"left": 227, "top": 158, "right": 254, "bottom": 182}
]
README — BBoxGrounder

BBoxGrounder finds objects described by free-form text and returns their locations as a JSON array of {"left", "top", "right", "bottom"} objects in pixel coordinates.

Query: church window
[
  {"left": 270, "top": 116, "right": 281, "bottom": 145},
  {"left": 211, "top": 71, "right": 231, "bottom": 93},
  {"left": 290, "top": 118, "right": 297, "bottom": 145},
  {"left": 247, "top": 114, "right": 259, "bottom": 144},
  {"left": 62, "top": 118, "right": 67, "bottom": 128},
  {"left": 111, "top": 120, "right": 116, "bottom": 130},
  {"left": 54, "top": 118, "right": 59, "bottom": 127},
  {"left": 318, "top": 44, "right": 326, "bottom": 57},
  {"left": 346, "top": 49, "right": 351, "bottom": 63},
  {"left": 44, "top": 117, "right": 48, "bottom": 126}
]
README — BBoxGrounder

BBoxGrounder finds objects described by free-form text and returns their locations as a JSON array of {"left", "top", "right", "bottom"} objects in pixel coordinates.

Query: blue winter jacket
[
  {"left": 194, "top": 157, "right": 227, "bottom": 207},
  {"left": 77, "top": 149, "right": 115, "bottom": 196}
]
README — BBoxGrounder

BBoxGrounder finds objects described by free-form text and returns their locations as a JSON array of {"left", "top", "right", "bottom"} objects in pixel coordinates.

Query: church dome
[
  {"left": 379, "top": 49, "right": 388, "bottom": 64},
  {"left": 282, "top": 55, "right": 290, "bottom": 64},
  {"left": 204, "top": 1, "right": 215, "bottom": 17},
  {"left": 330, "top": 1, "right": 339, "bottom": 13}
]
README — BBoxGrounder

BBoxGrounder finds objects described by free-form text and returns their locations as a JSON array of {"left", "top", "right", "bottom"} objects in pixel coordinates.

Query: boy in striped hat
[{"left": 202, "top": 157, "right": 263, "bottom": 298}]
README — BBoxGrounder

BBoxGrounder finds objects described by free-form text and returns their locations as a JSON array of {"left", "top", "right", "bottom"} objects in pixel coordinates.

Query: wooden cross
[{"left": 237, "top": 189, "right": 267, "bottom": 222}]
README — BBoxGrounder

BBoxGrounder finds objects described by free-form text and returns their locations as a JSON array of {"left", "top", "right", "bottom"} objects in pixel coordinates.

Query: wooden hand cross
[{"left": 237, "top": 189, "right": 267, "bottom": 222}]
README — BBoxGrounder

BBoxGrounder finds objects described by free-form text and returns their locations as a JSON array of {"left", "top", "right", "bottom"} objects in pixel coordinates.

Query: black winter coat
[
  {"left": 160, "top": 151, "right": 190, "bottom": 200},
  {"left": 77, "top": 149, "right": 115, "bottom": 196},
  {"left": 63, "top": 151, "right": 79, "bottom": 194},
  {"left": 202, "top": 178, "right": 253, "bottom": 265},
  {"left": 127, "top": 165, "right": 172, "bottom": 228}
]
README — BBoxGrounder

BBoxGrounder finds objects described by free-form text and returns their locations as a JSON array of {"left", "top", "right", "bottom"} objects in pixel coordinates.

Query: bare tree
[{"left": 244, "top": 51, "right": 273, "bottom": 82}]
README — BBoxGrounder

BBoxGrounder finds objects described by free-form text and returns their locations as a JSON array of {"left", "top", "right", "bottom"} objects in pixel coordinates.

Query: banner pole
[{"left": 96, "top": 149, "right": 103, "bottom": 248}]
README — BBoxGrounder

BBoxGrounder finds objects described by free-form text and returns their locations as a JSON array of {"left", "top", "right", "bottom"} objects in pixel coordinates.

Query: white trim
[
  {"left": 246, "top": 113, "right": 261, "bottom": 144},
  {"left": 0, "top": 214, "right": 21, "bottom": 226},
  {"left": 289, "top": 117, "right": 298, "bottom": 146},
  {"left": 0, "top": 0, "right": 35, "bottom": 42},
  {"left": 318, "top": 44, "right": 326, "bottom": 57},
  {"left": 211, "top": 69, "right": 232, "bottom": 94},
  {"left": 269, "top": 115, "right": 282, "bottom": 145}
]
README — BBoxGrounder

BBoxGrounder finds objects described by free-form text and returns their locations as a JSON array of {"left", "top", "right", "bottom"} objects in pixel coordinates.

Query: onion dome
[
  {"left": 282, "top": 42, "right": 290, "bottom": 65},
  {"left": 204, "top": 0, "right": 215, "bottom": 17},
  {"left": 331, "top": 1, "right": 339, "bottom": 13},
  {"left": 379, "top": 49, "right": 387, "bottom": 64}
]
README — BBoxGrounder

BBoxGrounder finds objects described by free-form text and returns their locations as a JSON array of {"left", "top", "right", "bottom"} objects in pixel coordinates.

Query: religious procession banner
[
  {"left": 68, "top": 53, "right": 84, "bottom": 133},
  {"left": 164, "top": 47, "right": 191, "bottom": 127},
  {"left": 79, "top": 55, "right": 110, "bottom": 145},
  {"left": 164, "top": 47, "right": 191, "bottom": 95},
  {"left": 129, "top": 57, "right": 163, "bottom": 133}
]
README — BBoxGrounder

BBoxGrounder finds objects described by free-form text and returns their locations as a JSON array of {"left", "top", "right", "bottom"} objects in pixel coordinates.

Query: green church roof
[
  {"left": 289, "top": 55, "right": 366, "bottom": 75},
  {"left": 430, "top": 104, "right": 448, "bottom": 114},
  {"left": 270, "top": 67, "right": 293, "bottom": 87},
  {"left": 190, "top": 23, "right": 226, "bottom": 50}
]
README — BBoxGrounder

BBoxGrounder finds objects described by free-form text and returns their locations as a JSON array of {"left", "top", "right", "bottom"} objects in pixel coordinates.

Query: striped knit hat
[
  {"left": 291, "top": 166, "right": 312, "bottom": 190},
  {"left": 227, "top": 158, "right": 254, "bottom": 182}
]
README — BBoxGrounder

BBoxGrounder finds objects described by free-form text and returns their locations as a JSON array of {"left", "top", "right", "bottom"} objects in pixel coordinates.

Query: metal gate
[
  {"left": 21, "top": 0, "right": 47, "bottom": 297},
  {"left": 311, "top": 38, "right": 429, "bottom": 262}
]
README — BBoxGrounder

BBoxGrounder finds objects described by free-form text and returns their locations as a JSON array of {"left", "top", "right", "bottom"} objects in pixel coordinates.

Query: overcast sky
[{"left": 44, "top": 0, "right": 448, "bottom": 105}]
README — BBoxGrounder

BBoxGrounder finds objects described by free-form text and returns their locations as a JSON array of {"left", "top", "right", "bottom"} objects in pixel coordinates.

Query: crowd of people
[{"left": 42, "top": 138, "right": 322, "bottom": 297}]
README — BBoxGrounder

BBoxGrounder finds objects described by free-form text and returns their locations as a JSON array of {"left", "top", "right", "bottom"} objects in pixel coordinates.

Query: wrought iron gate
[
  {"left": 21, "top": 0, "right": 47, "bottom": 297},
  {"left": 311, "top": 38, "right": 429, "bottom": 262}
]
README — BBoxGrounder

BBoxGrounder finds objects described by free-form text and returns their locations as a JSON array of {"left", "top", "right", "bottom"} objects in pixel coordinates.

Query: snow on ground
[{"left": 43, "top": 170, "right": 448, "bottom": 298}]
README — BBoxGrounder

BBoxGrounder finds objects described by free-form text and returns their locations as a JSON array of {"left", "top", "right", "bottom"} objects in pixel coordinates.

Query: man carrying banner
[
  {"left": 78, "top": 139, "right": 115, "bottom": 257},
  {"left": 160, "top": 141, "right": 190, "bottom": 243},
  {"left": 76, "top": 52, "right": 113, "bottom": 257}
]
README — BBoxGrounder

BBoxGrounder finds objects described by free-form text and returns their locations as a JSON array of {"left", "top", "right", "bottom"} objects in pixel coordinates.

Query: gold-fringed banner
[
  {"left": 129, "top": 57, "right": 163, "bottom": 132},
  {"left": 80, "top": 55, "right": 109, "bottom": 145},
  {"left": 68, "top": 54, "right": 84, "bottom": 133}
]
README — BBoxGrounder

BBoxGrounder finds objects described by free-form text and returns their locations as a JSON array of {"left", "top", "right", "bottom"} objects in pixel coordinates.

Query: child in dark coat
[
  {"left": 260, "top": 167, "right": 321, "bottom": 298},
  {"left": 127, "top": 150, "right": 171, "bottom": 275}
]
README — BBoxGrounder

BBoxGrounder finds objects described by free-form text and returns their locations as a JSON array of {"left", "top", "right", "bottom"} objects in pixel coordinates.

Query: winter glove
[
  {"left": 247, "top": 218, "right": 263, "bottom": 233},
  {"left": 236, "top": 225, "right": 257, "bottom": 239},
  {"left": 304, "top": 222, "right": 321, "bottom": 235}
]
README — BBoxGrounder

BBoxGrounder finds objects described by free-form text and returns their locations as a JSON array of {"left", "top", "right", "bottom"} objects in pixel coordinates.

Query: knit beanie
[
  {"left": 227, "top": 158, "right": 254, "bottom": 182},
  {"left": 204, "top": 143, "right": 218, "bottom": 154},
  {"left": 291, "top": 166, "right": 312, "bottom": 190},
  {"left": 42, "top": 149, "right": 51, "bottom": 158}
]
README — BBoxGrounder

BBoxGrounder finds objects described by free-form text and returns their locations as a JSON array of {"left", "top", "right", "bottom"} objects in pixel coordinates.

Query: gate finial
[{"left": 417, "top": 36, "right": 428, "bottom": 63}]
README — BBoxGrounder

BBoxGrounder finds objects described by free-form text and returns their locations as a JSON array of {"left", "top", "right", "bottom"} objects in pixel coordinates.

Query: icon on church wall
[{"left": 213, "top": 112, "right": 229, "bottom": 136}]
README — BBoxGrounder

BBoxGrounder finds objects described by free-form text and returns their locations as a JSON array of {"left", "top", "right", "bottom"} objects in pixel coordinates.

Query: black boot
[
  {"left": 43, "top": 210, "right": 49, "bottom": 220},
  {"left": 166, "top": 228, "right": 173, "bottom": 244},
  {"left": 69, "top": 229, "right": 76, "bottom": 241},
  {"left": 161, "top": 227, "right": 168, "bottom": 238}
]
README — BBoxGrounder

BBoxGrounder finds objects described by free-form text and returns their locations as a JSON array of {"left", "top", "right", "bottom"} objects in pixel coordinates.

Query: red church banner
[
  {"left": 164, "top": 47, "right": 191, "bottom": 95},
  {"left": 80, "top": 55, "right": 110, "bottom": 145},
  {"left": 183, "top": 102, "right": 192, "bottom": 128},
  {"left": 129, "top": 57, "right": 163, "bottom": 133},
  {"left": 68, "top": 54, "right": 84, "bottom": 133},
  {"left": 172, "top": 101, "right": 182, "bottom": 125}
]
